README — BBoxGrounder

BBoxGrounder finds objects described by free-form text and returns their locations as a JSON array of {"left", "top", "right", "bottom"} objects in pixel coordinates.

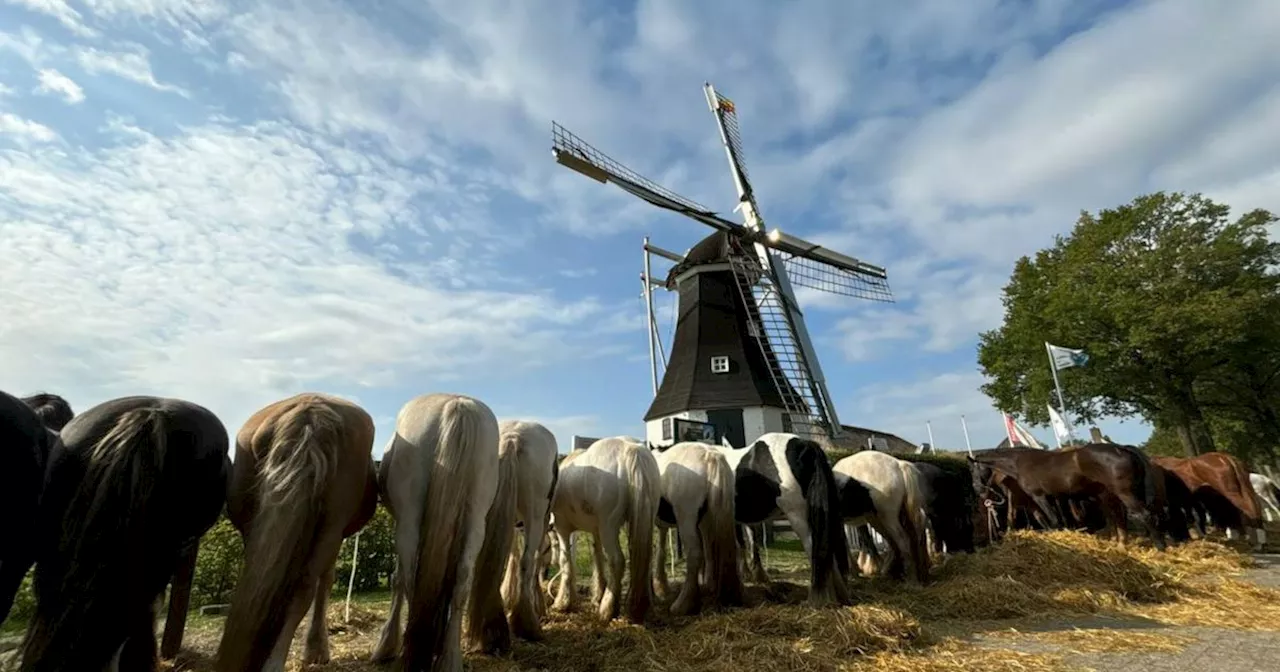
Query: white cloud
[
  {"left": 0, "top": 112, "right": 60, "bottom": 144},
  {"left": 0, "top": 82, "right": 15, "bottom": 98},
  {"left": 3, "top": 0, "right": 98, "bottom": 37},
  {"left": 0, "top": 119, "right": 619, "bottom": 448},
  {"left": 75, "top": 44, "right": 190, "bottom": 97},
  {"left": 33, "top": 67, "right": 85, "bottom": 103}
]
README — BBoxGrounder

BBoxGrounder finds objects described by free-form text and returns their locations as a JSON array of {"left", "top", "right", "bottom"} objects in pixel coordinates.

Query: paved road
[{"left": 974, "top": 554, "right": 1280, "bottom": 672}]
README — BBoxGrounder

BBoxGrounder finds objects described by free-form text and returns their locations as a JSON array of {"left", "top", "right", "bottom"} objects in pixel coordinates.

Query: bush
[
  {"left": 331, "top": 505, "right": 396, "bottom": 593},
  {"left": 192, "top": 515, "right": 245, "bottom": 608}
]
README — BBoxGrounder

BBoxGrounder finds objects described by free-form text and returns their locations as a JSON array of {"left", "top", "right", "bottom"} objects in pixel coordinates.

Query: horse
[
  {"left": 912, "top": 461, "right": 977, "bottom": 555},
  {"left": 832, "top": 451, "right": 930, "bottom": 583},
  {"left": 493, "top": 420, "right": 560, "bottom": 642},
  {"left": 651, "top": 441, "right": 742, "bottom": 616},
  {"left": 968, "top": 444, "right": 1166, "bottom": 550},
  {"left": 215, "top": 393, "right": 378, "bottom": 671},
  {"left": 1250, "top": 472, "right": 1280, "bottom": 523},
  {"left": 18, "top": 396, "right": 229, "bottom": 672},
  {"left": 368, "top": 393, "right": 506, "bottom": 671},
  {"left": 20, "top": 393, "right": 74, "bottom": 432},
  {"left": 714, "top": 433, "right": 850, "bottom": 607},
  {"left": 550, "top": 436, "right": 660, "bottom": 623},
  {"left": 1, "top": 390, "right": 61, "bottom": 624},
  {"left": 1153, "top": 452, "right": 1265, "bottom": 548}
]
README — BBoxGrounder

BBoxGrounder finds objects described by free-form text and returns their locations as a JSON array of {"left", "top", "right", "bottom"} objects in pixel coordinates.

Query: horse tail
[
  {"left": 464, "top": 428, "right": 520, "bottom": 654},
  {"left": 805, "top": 451, "right": 850, "bottom": 600},
  {"left": 703, "top": 449, "right": 743, "bottom": 607},
  {"left": 20, "top": 407, "right": 169, "bottom": 670},
  {"left": 1225, "top": 455, "right": 1262, "bottom": 524},
  {"left": 899, "top": 463, "right": 931, "bottom": 582},
  {"left": 621, "top": 444, "right": 659, "bottom": 623},
  {"left": 216, "top": 398, "right": 342, "bottom": 672},
  {"left": 402, "top": 396, "right": 495, "bottom": 670}
]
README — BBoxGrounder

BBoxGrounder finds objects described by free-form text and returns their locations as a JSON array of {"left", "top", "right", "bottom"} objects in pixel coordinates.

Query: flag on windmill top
[{"left": 1046, "top": 343, "right": 1088, "bottom": 370}]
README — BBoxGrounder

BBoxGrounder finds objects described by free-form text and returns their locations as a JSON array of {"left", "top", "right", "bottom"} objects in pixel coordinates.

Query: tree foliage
[{"left": 978, "top": 192, "right": 1280, "bottom": 458}]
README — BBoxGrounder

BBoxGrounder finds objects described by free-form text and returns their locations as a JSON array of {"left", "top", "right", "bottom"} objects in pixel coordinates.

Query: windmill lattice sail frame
[{"left": 554, "top": 83, "right": 894, "bottom": 442}]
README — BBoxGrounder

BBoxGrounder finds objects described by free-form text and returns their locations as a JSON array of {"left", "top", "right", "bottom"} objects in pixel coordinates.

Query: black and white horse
[{"left": 713, "top": 433, "right": 850, "bottom": 607}]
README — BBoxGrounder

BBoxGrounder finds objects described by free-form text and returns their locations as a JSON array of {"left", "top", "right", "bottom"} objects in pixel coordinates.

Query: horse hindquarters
[
  {"left": 464, "top": 434, "right": 520, "bottom": 655},
  {"left": 401, "top": 396, "right": 499, "bottom": 672},
  {"left": 703, "top": 453, "right": 743, "bottom": 608}
]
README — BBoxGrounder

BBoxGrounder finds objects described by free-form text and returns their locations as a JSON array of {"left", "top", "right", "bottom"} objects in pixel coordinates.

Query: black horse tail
[
  {"left": 804, "top": 449, "right": 850, "bottom": 606},
  {"left": 21, "top": 407, "right": 169, "bottom": 671}
]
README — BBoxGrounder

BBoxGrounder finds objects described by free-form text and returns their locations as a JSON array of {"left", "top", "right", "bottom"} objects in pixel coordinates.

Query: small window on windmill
[{"left": 710, "top": 355, "right": 731, "bottom": 374}]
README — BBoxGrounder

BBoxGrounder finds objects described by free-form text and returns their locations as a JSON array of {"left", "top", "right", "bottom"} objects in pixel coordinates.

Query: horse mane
[{"left": 21, "top": 392, "right": 75, "bottom": 432}]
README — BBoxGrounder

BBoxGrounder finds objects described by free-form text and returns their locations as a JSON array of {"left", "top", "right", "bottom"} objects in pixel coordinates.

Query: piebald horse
[
  {"left": 550, "top": 436, "right": 661, "bottom": 623},
  {"left": 651, "top": 441, "right": 743, "bottom": 616},
  {"left": 496, "top": 420, "right": 560, "bottom": 642},
  {"left": 371, "top": 393, "right": 506, "bottom": 672},
  {"left": 1, "top": 390, "right": 61, "bottom": 624},
  {"left": 1252, "top": 472, "right": 1280, "bottom": 523},
  {"left": 832, "top": 451, "right": 930, "bottom": 583},
  {"left": 215, "top": 393, "right": 378, "bottom": 672},
  {"left": 18, "top": 396, "right": 229, "bottom": 672},
  {"left": 714, "top": 433, "right": 851, "bottom": 607}
]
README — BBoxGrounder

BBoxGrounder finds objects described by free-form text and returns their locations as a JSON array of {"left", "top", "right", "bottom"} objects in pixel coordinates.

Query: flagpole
[
  {"left": 961, "top": 415, "right": 973, "bottom": 457},
  {"left": 1045, "top": 342, "right": 1074, "bottom": 443}
]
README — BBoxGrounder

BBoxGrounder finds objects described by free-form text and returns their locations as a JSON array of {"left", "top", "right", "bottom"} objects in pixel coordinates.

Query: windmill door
[{"left": 706, "top": 409, "right": 746, "bottom": 449}]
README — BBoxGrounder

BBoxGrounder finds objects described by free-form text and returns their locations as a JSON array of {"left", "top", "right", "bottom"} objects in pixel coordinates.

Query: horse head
[{"left": 21, "top": 392, "right": 74, "bottom": 432}]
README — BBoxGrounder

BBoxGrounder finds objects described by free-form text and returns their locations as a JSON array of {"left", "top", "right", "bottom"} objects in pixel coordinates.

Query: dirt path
[{"left": 971, "top": 553, "right": 1280, "bottom": 672}]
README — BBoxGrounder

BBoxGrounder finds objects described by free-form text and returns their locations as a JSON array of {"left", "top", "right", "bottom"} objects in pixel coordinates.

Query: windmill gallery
[{"left": 6, "top": 83, "right": 1279, "bottom": 672}]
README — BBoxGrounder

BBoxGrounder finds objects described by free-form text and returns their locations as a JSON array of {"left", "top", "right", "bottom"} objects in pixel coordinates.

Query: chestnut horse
[
  {"left": 216, "top": 393, "right": 378, "bottom": 672},
  {"left": 1153, "top": 452, "right": 1264, "bottom": 548},
  {"left": 19, "top": 396, "right": 229, "bottom": 671},
  {"left": 968, "top": 444, "right": 1166, "bottom": 550}
]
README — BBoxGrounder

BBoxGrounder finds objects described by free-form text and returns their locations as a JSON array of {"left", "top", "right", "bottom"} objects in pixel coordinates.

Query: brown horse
[
  {"left": 216, "top": 393, "right": 378, "bottom": 672},
  {"left": 1152, "top": 452, "right": 1264, "bottom": 548},
  {"left": 968, "top": 444, "right": 1166, "bottom": 550}
]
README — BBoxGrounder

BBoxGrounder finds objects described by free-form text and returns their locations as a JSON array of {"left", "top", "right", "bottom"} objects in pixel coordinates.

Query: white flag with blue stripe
[{"left": 1046, "top": 343, "right": 1088, "bottom": 370}]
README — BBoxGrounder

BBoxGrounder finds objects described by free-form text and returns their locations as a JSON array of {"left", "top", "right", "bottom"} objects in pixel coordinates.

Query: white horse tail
[
  {"left": 402, "top": 396, "right": 493, "bottom": 670},
  {"left": 703, "top": 450, "right": 743, "bottom": 607},
  {"left": 899, "top": 463, "right": 931, "bottom": 583},
  {"left": 464, "top": 428, "right": 521, "bottom": 654},
  {"left": 622, "top": 444, "right": 660, "bottom": 623}
]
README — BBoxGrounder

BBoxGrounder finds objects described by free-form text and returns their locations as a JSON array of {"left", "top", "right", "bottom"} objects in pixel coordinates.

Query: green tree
[{"left": 978, "top": 192, "right": 1280, "bottom": 457}]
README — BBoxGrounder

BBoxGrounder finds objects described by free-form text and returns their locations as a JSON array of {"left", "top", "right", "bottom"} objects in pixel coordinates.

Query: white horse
[
  {"left": 550, "top": 436, "right": 661, "bottom": 622},
  {"left": 713, "top": 433, "right": 851, "bottom": 607},
  {"left": 832, "top": 451, "right": 930, "bottom": 583},
  {"left": 1252, "top": 472, "right": 1280, "bottom": 522},
  {"left": 494, "top": 420, "right": 559, "bottom": 641},
  {"left": 651, "top": 441, "right": 743, "bottom": 616},
  {"left": 369, "top": 393, "right": 507, "bottom": 672}
]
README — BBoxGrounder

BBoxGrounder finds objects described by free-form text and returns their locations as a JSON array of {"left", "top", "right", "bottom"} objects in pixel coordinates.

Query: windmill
[{"left": 551, "top": 83, "right": 894, "bottom": 446}]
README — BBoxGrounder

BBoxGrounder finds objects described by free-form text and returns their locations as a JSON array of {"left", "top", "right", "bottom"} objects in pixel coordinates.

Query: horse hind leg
[
  {"left": 370, "top": 567, "right": 405, "bottom": 663},
  {"left": 670, "top": 514, "right": 704, "bottom": 616},
  {"left": 115, "top": 597, "right": 160, "bottom": 672},
  {"left": 654, "top": 525, "right": 672, "bottom": 600},
  {"left": 598, "top": 520, "right": 626, "bottom": 621},
  {"left": 551, "top": 527, "right": 577, "bottom": 613},
  {"left": 512, "top": 511, "right": 551, "bottom": 640},
  {"left": 303, "top": 546, "right": 342, "bottom": 665}
]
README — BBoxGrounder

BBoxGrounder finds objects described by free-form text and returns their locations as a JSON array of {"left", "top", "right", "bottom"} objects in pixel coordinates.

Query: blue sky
[{"left": 2, "top": 0, "right": 1278, "bottom": 455}]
